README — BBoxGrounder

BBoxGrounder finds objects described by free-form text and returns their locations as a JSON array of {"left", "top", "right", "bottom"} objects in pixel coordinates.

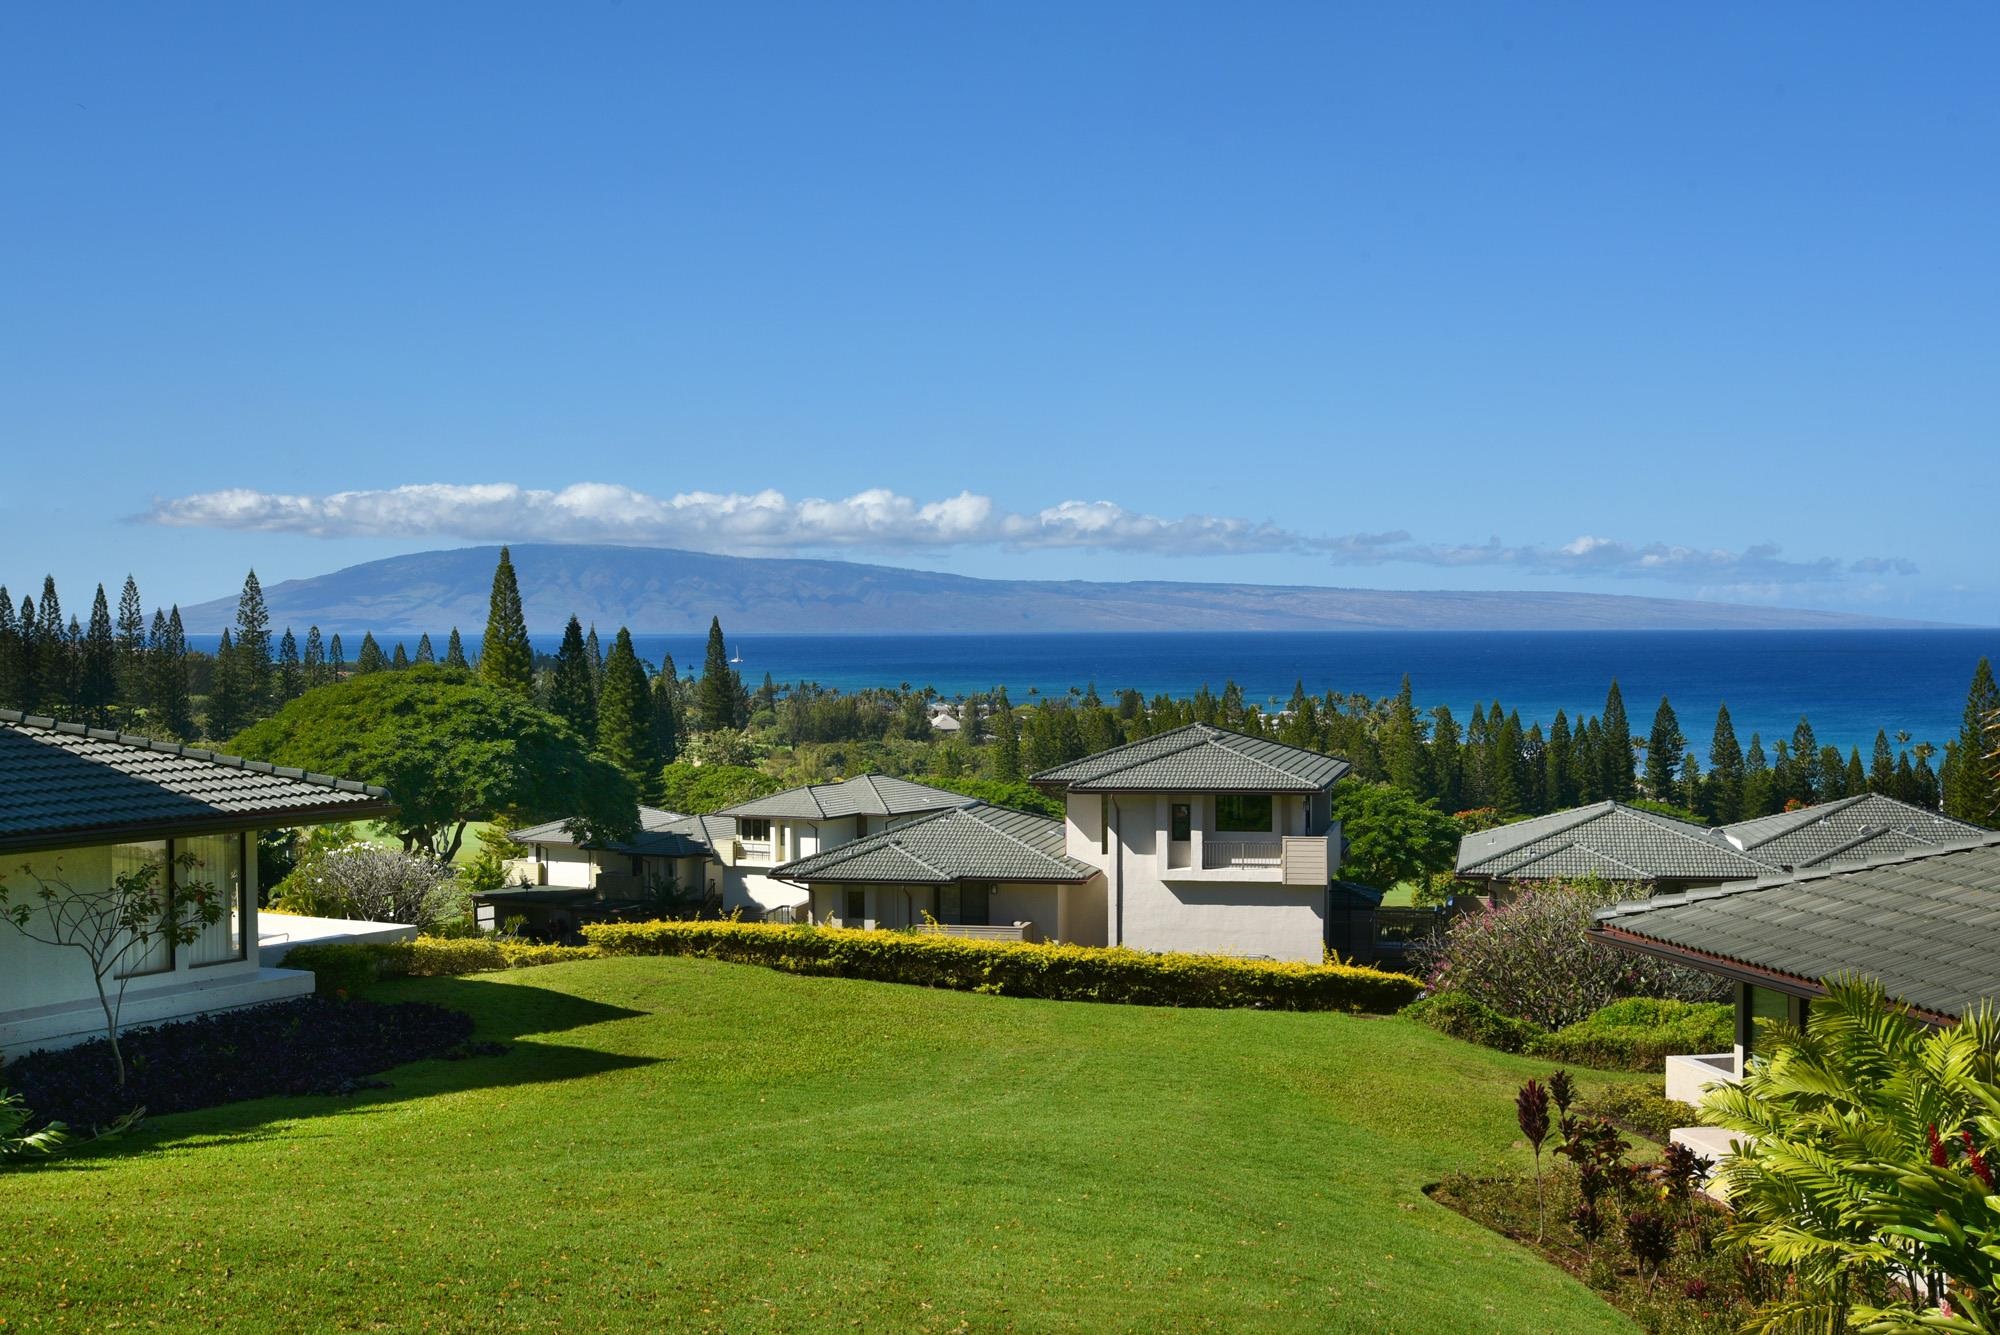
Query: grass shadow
[{"left": 13, "top": 975, "right": 660, "bottom": 1172}]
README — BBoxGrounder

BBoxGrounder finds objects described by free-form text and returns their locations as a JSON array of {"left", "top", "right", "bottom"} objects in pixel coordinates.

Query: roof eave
[{"left": 0, "top": 796, "right": 401, "bottom": 856}]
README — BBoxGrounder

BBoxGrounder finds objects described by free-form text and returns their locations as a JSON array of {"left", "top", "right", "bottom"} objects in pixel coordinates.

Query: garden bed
[
  {"left": 1431, "top": 1165, "right": 1763, "bottom": 1333},
  {"left": 4, "top": 995, "right": 489, "bottom": 1131}
]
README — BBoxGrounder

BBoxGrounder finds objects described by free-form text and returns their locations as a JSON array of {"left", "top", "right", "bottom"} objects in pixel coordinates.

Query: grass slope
[{"left": 4, "top": 958, "right": 1632, "bottom": 1333}]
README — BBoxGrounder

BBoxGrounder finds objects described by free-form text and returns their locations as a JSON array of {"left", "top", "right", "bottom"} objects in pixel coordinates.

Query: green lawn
[{"left": 4, "top": 959, "right": 1634, "bottom": 1333}]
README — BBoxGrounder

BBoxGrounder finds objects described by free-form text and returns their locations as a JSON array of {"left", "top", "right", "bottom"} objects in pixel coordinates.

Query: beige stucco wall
[
  {"left": 802, "top": 881, "right": 1073, "bottom": 938},
  {"left": 1063, "top": 791, "right": 1327, "bottom": 963}
]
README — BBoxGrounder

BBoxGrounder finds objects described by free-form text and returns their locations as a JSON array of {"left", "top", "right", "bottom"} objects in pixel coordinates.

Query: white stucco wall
[
  {"left": 804, "top": 881, "right": 1067, "bottom": 936},
  {"left": 0, "top": 832, "right": 276, "bottom": 1048}
]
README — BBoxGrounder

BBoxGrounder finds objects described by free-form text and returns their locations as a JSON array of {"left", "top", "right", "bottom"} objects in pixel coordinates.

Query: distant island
[{"left": 172, "top": 544, "right": 1945, "bottom": 636}]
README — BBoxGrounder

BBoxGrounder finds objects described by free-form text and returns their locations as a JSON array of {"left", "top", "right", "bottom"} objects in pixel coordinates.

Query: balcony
[{"left": 1177, "top": 825, "right": 1339, "bottom": 887}]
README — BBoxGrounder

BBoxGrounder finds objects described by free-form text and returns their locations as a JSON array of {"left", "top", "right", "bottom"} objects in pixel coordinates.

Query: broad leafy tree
[
  {"left": 1328, "top": 782, "right": 1461, "bottom": 893},
  {"left": 231, "top": 665, "right": 638, "bottom": 860}
]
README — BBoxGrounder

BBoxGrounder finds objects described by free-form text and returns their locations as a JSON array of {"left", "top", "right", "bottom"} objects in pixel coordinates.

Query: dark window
[
  {"left": 741, "top": 818, "right": 771, "bottom": 843},
  {"left": 961, "top": 883, "right": 991, "bottom": 927},
  {"left": 845, "top": 889, "right": 866, "bottom": 922},
  {"left": 856, "top": 816, "right": 869, "bottom": 838},
  {"left": 1170, "top": 803, "right": 1192, "bottom": 842},
  {"left": 1215, "top": 794, "right": 1274, "bottom": 833}
]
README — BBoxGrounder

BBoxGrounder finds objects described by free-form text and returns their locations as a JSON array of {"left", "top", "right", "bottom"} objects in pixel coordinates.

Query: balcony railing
[
  {"left": 735, "top": 839, "right": 773, "bottom": 861},
  {"left": 1202, "top": 838, "right": 1283, "bottom": 869}
]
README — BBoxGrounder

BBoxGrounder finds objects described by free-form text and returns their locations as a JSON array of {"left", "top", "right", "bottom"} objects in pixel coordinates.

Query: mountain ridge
[{"left": 176, "top": 544, "right": 1944, "bottom": 636}]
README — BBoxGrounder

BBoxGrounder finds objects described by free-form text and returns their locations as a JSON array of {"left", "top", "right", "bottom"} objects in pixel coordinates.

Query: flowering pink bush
[{"left": 1414, "top": 882, "right": 1724, "bottom": 1029}]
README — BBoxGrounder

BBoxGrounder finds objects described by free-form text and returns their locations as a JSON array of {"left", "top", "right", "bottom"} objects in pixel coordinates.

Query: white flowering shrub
[{"left": 274, "top": 842, "right": 468, "bottom": 933}]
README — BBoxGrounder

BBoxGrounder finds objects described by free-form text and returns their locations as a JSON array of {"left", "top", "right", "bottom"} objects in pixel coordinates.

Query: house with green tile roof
[
  {"left": 1027, "top": 724, "right": 1353, "bottom": 962},
  {"left": 0, "top": 710, "right": 399, "bottom": 1056},
  {"left": 1588, "top": 831, "right": 2000, "bottom": 1163},
  {"left": 770, "top": 803, "right": 1103, "bottom": 943},
  {"left": 478, "top": 806, "right": 734, "bottom": 938},
  {"left": 713, "top": 775, "right": 975, "bottom": 915}
]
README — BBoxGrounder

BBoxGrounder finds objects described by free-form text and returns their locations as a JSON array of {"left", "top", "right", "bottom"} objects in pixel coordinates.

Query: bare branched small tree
[{"left": 0, "top": 852, "right": 221, "bottom": 1086}]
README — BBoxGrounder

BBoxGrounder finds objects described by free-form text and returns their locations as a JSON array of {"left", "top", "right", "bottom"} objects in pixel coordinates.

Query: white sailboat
[{"left": 729, "top": 644, "right": 743, "bottom": 665}]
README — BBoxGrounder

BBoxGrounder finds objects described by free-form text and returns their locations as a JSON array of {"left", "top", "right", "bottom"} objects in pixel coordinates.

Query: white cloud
[
  {"left": 144, "top": 483, "right": 1301, "bottom": 556},
  {"left": 143, "top": 481, "right": 1918, "bottom": 584}
]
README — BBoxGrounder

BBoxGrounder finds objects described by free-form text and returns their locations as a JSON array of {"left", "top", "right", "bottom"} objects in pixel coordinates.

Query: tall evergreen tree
[
  {"left": 0, "top": 588, "right": 19, "bottom": 709},
  {"left": 1869, "top": 730, "right": 1897, "bottom": 795},
  {"left": 276, "top": 629, "right": 304, "bottom": 702},
  {"left": 36, "top": 576, "right": 70, "bottom": 711},
  {"left": 78, "top": 584, "right": 118, "bottom": 726},
  {"left": 596, "top": 628, "right": 660, "bottom": 797},
  {"left": 1944, "top": 657, "right": 2000, "bottom": 824},
  {"left": 1380, "top": 674, "right": 1426, "bottom": 795},
  {"left": 1706, "top": 704, "right": 1745, "bottom": 822},
  {"left": 547, "top": 615, "right": 599, "bottom": 740},
  {"left": 355, "top": 632, "right": 388, "bottom": 674},
  {"left": 990, "top": 685, "right": 1022, "bottom": 782},
  {"left": 1788, "top": 717, "right": 1823, "bottom": 806},
  {"left": 206, "top": 628, "right": 244, "bottom": 738},
  {"left": 1543, "top": 709, "right": 1575, "bottom": 808},
  {"left": 649, "top": 663, "right": 681, "bottom": 767},
  {"left": 1428, "top": 704, "right": 1463, "bottom": 812},
  {"left": 115, "top": 575, "right": 146, "bottom": 714},
  {"left": 303, "top": 626, "right": 327, "bottom": 688},
  {"left": 390, "top": 641, "right": 410, "bottom": 670},
  {"left": 1643, "top": 696, "right": 1684, "bottom": 801},
  {"left": 585, "top": 624, "right": 604, "bottom": 694},
  {"left": 329, "top": 633, "right": 347, "bottom": 679},
  {"left": 1742, "top": 732, "right": 1776, "bottom": 817},
  {"left": 696, "top": 617, "right": 741, "bottom": 732},
  {"left": 1844, "top": 747, "right": 1865, "bottom": 798},
  {"left": 150, "top": 606, "right": 195, "bottom": 739},
  {"left": 444, "top": 627, "right": 468, "bottom": 669},
  {"left": 1600, "top": 681, "right": 1635, "bottom": 800},
  {"left": 414, "top": 632, "right": 435, "bottom": 665},
  {"left": 479, "top": 546, "right": 534, "bottom": 697},
  {"left": 232, "top": 569, "right": 273, "bottom": 716}
]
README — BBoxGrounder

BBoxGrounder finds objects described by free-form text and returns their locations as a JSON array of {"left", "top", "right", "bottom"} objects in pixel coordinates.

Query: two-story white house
[
  {"left": 1029, "top": 724, "right": 1350, "bottom": 963},
  {"left": 0, "top": 710, "right": 398, "bottom": 1057},
  {"left": 714, "top": 775, "right": 974, "bottom": 915}
]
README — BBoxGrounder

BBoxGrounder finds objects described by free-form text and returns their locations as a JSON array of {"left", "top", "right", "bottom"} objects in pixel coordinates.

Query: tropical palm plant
[{"left": 1701, "top": 977, "right": 2000, "bottom": 1333}]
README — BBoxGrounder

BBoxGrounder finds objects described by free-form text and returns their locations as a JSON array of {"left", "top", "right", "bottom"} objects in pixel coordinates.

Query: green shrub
[
  {"left": 284, "top": 937, "right": 599, "bottom": 992},
  {"left": 1576, "top": 1080, "right": 1700, "bottom": 1143},
  {"left": 581, "top": 921, "right": 1422, "bottom": 1013},
  {"left": 1401, "top": 991, "right": 1548, "bottom": 1053},
  {"left": 1526, "top": 998, "right": 1733, "bottom": 1072}
]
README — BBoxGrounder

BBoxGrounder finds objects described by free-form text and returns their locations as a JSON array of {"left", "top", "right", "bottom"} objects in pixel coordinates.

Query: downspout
[{"left": 1112, "top": 797, "right": 1124, "bottom": 947}]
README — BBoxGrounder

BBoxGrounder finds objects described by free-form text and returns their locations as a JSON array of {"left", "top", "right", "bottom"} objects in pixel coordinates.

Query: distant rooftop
[
  {"left": 510, "top": 805, "right": 734, "bottom": 859},
  {"left": 771, "top": 803, "right": 1096, "bottom": 885},
  {"left": 1031, "top": 723, "right": 1350, "bottom": 794},
  {"left": 717, "top": 774, "right": 972, "bottom": 821}
]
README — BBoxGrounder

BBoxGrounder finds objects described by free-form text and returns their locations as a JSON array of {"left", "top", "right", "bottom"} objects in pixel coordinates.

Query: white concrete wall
[{"left": 0, "top": 832, "right": 272, "bottom": 1050}]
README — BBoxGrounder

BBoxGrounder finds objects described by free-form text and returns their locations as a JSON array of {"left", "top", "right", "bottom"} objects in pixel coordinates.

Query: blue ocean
[
  {"left": 616, "top": 629, "right": 1993, "bottom": 754},
  {"left": 198, "top": 628, "right": 1998, "bottom": 753}
]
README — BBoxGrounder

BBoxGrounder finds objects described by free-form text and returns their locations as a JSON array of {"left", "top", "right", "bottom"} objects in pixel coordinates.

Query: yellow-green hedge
[
  {"left": 284, "top": 937, "right": 600, "bottom": 992},
  {"left": 581, "top": 920, "right": 1421, "bottom": 1013}
]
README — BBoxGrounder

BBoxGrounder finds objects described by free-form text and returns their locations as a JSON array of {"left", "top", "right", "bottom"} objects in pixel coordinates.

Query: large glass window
[
  {"left": 1214, "top": 794, "right": 1274, "bottom": 833},
  {"left": 183, "top": 833, "right": 247, "bottom": 967},
  {"left": 1746, "top": 986, "right": 1792, "bottom": 1058},
  {"left": 13, "top": 841, "right": 174, "bottom": 978}
]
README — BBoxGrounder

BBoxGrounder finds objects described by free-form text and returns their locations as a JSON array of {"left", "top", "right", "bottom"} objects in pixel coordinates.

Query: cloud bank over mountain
[{"left": 148, "top": 482, "right": 1915, "bottom": 590}]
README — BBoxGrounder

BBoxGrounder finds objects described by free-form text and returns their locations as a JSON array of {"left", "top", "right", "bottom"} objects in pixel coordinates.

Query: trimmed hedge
[
  {"left": 1525, "top": 998, "right": 1734, "bottom": 1073},
  {"left": 1401, "top": 991, "right": 1548, "bottom": 1053},
  {"left": 1576, "top": 1080, "right": 1701, "bottom": 1144},
  {"left": 285, "top": 938, "right": 600, "bottom": 992},
  {"left": 581, "top": 921, "right": 1423, "bottom": 1013}
]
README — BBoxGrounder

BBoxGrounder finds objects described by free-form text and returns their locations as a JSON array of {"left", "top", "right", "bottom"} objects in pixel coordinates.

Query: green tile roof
[
  {"left": 1457, "top": 801, "right": 1775, "bottom": 882},
  {"left": 770, "top": 802, "right": 1098, "bottom": 885},
  {"left": 1717, "top": 793, "right": 1985, "bottom": 868},
  {"left": 1030, "top": 724, "right": 1350, "bottom": 794},
  {"left": 1592, "top": 833, "right": 2000, "bottom": 1020},
  {"left": 717, "top": 774, "right": 973, "bottom": 821},
  {"left": 0, "top": 710, "right": 395, "bottom": 853}
]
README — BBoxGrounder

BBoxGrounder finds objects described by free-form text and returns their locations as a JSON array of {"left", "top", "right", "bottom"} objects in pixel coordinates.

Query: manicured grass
[{"left": 4, "top": 959, "right": 1634, "bottom": 1333}]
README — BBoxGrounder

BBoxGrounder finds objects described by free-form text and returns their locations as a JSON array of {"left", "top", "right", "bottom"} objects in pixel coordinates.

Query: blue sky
[{"left": 3, "top": 3, "right": 1995, "bottom": 622}]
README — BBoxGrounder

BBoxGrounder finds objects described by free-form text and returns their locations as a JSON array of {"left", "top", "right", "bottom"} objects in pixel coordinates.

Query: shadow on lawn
[{"left": 16, "top": 978, "right": 658, "bottom": 1172}]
